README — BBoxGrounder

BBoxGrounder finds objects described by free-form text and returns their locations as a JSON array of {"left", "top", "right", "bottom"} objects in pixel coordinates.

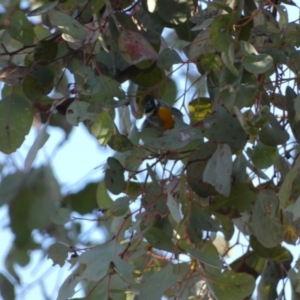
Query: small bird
[
  {"left": 142, "top": 99, "right": 183, "bottom": 131},
  {"left": 0, "top": 65, "right": 32, "bottom": 86}
]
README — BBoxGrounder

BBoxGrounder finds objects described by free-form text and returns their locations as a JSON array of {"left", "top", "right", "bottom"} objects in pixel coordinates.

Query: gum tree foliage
[{"left": 1, "top": 0, "right": 300, "bottom": 299}]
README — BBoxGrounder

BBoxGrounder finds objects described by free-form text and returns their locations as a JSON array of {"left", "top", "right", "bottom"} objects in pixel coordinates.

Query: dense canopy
[{"left": 1, "top": 0, "right": 300, "bottom": 299}]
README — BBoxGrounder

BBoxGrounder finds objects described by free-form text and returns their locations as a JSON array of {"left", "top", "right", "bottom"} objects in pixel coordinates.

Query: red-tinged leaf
[{"left": 118, "top": 29, "right": 158, "bottom": 65}]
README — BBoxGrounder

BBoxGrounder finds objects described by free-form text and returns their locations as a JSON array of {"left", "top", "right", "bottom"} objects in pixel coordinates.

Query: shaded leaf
[
  {"left": 166, "top": 194, "right": 181, "bottom": 223},
  {"left": 279, "top": 157, "right": 300, "bottom": 207},
  {"left": 105, "top": 168, "right": 126, "bottom": 195},
  {"left": 90, "top": 111, "right": 115, "bottom": 146},
  {"left": 144, "top": 226, "right": 175, "bottom": 252},
  {"left": 48, "top": 10, "right": 86, "bottom": 40},
  {"left": 157, "top": 48, "right": 182, "bottom": 71},
  {"left": 139, "top": 264, "right": 179, "bottom": 300},
  {"left": 188, "top": 242, "right": 223, "bottom": 269},
  {"left": 108, "top": 133, "right": 133, "bottom": 152},
  {"left": 186, "top": 142, "right": 217, "bottom": 198},
  {"left": 0, "top": 95, "right": 33, "bottom": 154},
  {"left": 66, "top": 101, "right": 96, "bottom": 126},
  {"left": 247, "top": 142, "right": 277, "bottom": 169},
  {"left": 203, "top": 143, "right": 232, "bottom": 197},
  {"left": 221, "top": 44, "right": 239, "bottom": 76},
  {"left": 57, "top": 265, "right": 84, "bottom": 300},
  {"left": 96, "top": 181, "right": 113, "bottom": 210},
  {"left": 210, "top": 14, "right": 237, "bottom": 52},
  {"left": 250, "top": 235, "right": 292, "bottom": 261},
  {"left": 24, "top": 125, "right": 50, "bottom": 172},
  {"left": 259, "top": 114, "right": 289, "bottom": 146},
  {"left": 203, "top": 106, "right": 248, "bottom": 149},
  {"left": 50, "top": 208, "right": 71, "bottom": 225},
  {"left": 47, "top": 243, "right": 69, "bottom": 267},
  {"left": 9, "top": 11, "right": 34, "bottom": 45},
  {"left": 0, "top": 273, "right": 15, "bottom": 300},
  {"left": 207, "top": 271, "right": 255, "bottom": 300},
  {"left": 78, "top": 241, "right": 124, "bottom": 281},
  {"left": 251, "top": 190, "right": 284, "bottom": 248},
  {"left": 118, "top": 29, "right": 158, "bottom": 65},
  {"left": 28, "top": 1, "right": 59, "bottom": 16},
  {"left": 243, "top": 53, "right": 273, "bottom": 74}
]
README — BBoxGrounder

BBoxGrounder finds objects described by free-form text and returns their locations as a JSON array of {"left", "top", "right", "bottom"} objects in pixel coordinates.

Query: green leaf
[
  {"left": 157, "top": 48, "right": 182, "bottom": 71},
  {"left": 93, "top": 74, "right": 126, "bottom": 103},
  {"left": 188, "top": 242, "right": 223, "bottom": 269},
  {"left": 57, "top": 265, "right": 84, "bottom": 300},
  {"left": 257, "top": 261, "right": 282, "bottom": 300},
  {"left": 221, "top": 44, "right": 239, "bottom": 76},
  {"left": 172, "top": 39, "right": 190, "bottom": 50},
  {"left": 156, "top": 0, "right": 193, "bottom": 26},
  {"left": 279, "top": 157, "right": 300, "bottom": 207},
  {"left": 189, "top": 29, "right": 215, "bottom": 61},
  {"left": 250, "top": 235, "right": 292, "bottom": 261},
  {"left": 243, "top": 53, "right": 273, "bottom": 74},
  {"left": 247, "top": 142, "right": 277, "bottom": 169},
  {"left": 286, "top": 86, "right": 300, "bottom": 143},
  {"left": 66, "top": 101, "right": 96, "bottom": 126},
  {"left": 108, "top": 133, "right": 133, "bottom": 152},
  {"left": 203, "top": 105, "right": 248, "bottom": 149},
  {"left": 131, "top": 65, "right": 165, "bottom": 86},
  {"left": 251, "top": 190, "right": 284, "bottom": 248},
  {"left": 8, "top": 11, "right": 34, "bottom": 45},
  {"left": 220, "top": 64, "right": 258, "bottom": 109},
  {"left": 144, "top": 226, "right": 175, "bottom": 252},
  {"left": 210, "top": 14, "right": 237, "bottom": 52},
  {"left": 24, "top": 125, "right": 50, "bottom": 172},
  {"left": 109, "top": 197, "right": 130, "bottom": 216},
  {"left": 105, "top": 168, "right": 126, "bottom": 195},
  {"left": 34, "top": 40, "right": 58, "bottom": 62},
  {"left": 48, "top": 10, "right": 86, "bottom": 40},
  {"left": 50, "top": 208, "right": 71, "bottom": 225},
  {"left": 207, "top": 271, "right": 255, "bottom": 300},
  {"left": 187, "top": 206, "right": 221, "bottom": 234},
  {"left": 139, "top": 264, "right": 179, "bottom": 300},
  {"left": 28, "top": 1, "right": 59, "bottom": 16},
  {"left": 107, "top": 157, "right": 124, "bottom": 172},
  {"left": 0, "top": 273, "right": 15, "bottom": 300},
  {"left": 275, "top": 5, "right": 288, "bottom": 30},
  {"left": 0, "top": 172, "right": 24, "bottom": 206},
  {"left": 78, "top": 241, "right": 124, "bottom": 281},
  {"left": 65, "top": 183, "right": 98, "bottom": 214},
  {"left": 0, "top": 95, "right": 33, "bottom": 154},
  {"left": 96, "top": 181, "right": 113, "bottom": 210},
  {"left": 210, "top": 184, "right": 256, "bottom": 213},
  {"left": 23, "top": 73, "right": 51, "bottom": 101},
  {"left": 240, "top": 41, "right": 258, "bottom": 56},
  {"left": 166, "top": 194, "right": 181, "bottom": 223},
  {"left": 90, "top": 111, "right": 115, "bottom": 146},
  {"left": 47, "top": 243, "right": 69, "bottom": 267},
  {"left": 200, "top": 53, "right": 222, "bottom": 72},
  {"left": 259, "top": 114, "right": 289, "bottom": 146},
  {"left": 203, "top": 143, "right": 232, "bottom": 197},
  {"left": 286, "top": 196, "right": 300, "bottom": 223},
  {"left": 142, "top": 126, "right": 203, "bottom": 151},
  {"left": 118, "top": 29, "right": 158, "bottom": 65},
  {"left": 186, "top": 142, "right": 217, "bottom": 198}
]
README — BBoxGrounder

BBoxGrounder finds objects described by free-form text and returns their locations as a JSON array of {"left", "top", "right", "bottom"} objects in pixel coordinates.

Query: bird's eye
[{"left": 144, "top": 99, "right": 156, "bottom": 114}]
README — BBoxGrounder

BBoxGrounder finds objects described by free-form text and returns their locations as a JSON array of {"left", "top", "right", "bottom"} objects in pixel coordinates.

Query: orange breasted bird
[{"left": 142, "top": 99, "right": 183, "bottom": 131}]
